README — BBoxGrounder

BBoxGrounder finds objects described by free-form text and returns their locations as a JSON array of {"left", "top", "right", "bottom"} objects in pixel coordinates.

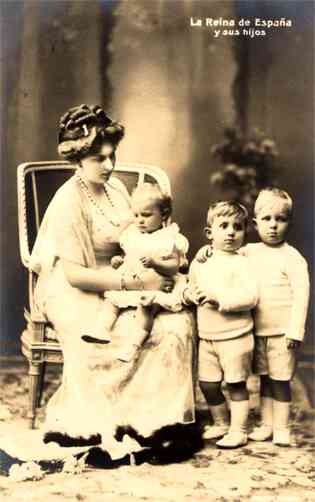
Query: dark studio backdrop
[{"left": 0, "top": 1, "right": 313, "bottom": 362}]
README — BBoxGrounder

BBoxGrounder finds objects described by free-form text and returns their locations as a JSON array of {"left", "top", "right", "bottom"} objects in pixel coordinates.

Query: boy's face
[
  {"left": 206, "top": 214, "right": 246, "bottom": 253},
  {"left": 254, "top": 205, "right": 290, "bottom": 246},
  {"left": 132, "top": 196, "right": 163, "bottom": 233}
]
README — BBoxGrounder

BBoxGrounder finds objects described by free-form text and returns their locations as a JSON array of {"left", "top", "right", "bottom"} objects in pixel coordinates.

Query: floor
[{"left": 0, "top": 364, "right": 314, "bottom": 501}]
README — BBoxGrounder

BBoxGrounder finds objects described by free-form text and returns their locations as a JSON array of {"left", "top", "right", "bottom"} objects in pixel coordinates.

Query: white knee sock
[
  {"left": 273, "top": 400, "right": 290, "bottom": 432},
  {"left": 209, "top": 402, "right": 229, "bottom": 427},
  {"left": 260, "top": 396, "right": 273, "bottom": 428},
  {"left": 229, "top": 400, "right": 249, "bottom": 434}
]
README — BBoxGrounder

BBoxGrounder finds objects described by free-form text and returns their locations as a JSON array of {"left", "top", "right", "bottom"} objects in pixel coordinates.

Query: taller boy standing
[
  {"left": 243, "top": 188, "right": 310, "bottom": 446},
  {"left": 184, "top": 201, "right": 258, "bottom": 448}
]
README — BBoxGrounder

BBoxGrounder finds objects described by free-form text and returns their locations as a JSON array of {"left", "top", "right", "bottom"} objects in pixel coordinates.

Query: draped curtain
[{"left": 1, "top": 0, "right": 107, "bottom": 354}]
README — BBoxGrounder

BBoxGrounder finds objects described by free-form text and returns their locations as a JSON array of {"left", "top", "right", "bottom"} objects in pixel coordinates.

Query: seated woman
[{"left": 30, "top": 104, "right": 195, "bottom": 460}]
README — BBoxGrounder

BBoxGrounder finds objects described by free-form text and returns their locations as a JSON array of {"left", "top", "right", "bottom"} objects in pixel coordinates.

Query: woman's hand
[
  {"left": 140, "top": 256, "right": 154, "bottom": 268},
  {"left": 111, "top": 255, "right": 124, "bottom": 269},
  {"left": 140, "top": 268, "right": 174, "bottom": 292}
]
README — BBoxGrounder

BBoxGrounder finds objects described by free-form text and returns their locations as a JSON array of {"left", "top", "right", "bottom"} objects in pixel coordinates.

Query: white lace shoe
[
  {"left": 202, "top": 424, "right": 229, "bottom": 440},
  {"left": 216, "top": 431, "right": 248, "bottom": 449},
  {"left": 249, "top": 425, "right": 273, "bottom": 441},
  {"left": 273, "top": 428, "right": 291, "bottom": 446}
]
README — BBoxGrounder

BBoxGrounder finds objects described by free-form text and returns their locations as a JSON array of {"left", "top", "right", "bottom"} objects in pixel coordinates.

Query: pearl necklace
[{"left": 76, "top": 173, "right": 120, "bottom": 227}]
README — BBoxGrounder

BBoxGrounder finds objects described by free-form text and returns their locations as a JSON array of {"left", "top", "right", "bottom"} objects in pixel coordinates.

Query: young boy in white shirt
[
  {"left": 242, "top": 188, "right": 310, "bottom": 446},
  {"left": 183, "top": 201, "right": 258, "bottom": 448}
]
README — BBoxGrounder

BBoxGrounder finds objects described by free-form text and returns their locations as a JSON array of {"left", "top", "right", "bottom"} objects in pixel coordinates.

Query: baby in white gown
[{"left": 82, "top": 183, "right": 189, "bottom": 362}]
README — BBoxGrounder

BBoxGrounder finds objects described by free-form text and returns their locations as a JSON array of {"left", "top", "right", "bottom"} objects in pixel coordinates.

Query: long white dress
[{"left": 30, "top": 174, "right": 195, "bottom": 458}]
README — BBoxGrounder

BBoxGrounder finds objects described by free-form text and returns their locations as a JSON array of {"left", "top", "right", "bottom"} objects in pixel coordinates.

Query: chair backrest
[{"left": 17, "top": 161, "right": 171, "bottom": 269}]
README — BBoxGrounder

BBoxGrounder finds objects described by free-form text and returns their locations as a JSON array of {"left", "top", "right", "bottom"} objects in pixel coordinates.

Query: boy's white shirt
[
  {"left": 240, "top": 242, "right": 310, "bottom": 342},
  {"left": 189, "top": 250, "right": 258, "bottom": 340}
]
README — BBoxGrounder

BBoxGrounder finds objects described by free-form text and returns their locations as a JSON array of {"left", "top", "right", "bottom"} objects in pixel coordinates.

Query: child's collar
[
  {"left": 260, "top": 240, "right": 287, "bottom": 249},
  {"left": 212, "top": 248, "right": 239, "bottom": 257}
]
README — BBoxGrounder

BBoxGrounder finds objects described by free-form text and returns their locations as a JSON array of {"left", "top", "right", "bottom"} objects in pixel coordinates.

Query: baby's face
[
  {"left": 209, "top": 214, "right": 246, "bottom": 253},
  {"left": 254, "top": 204, "right": 290, "bottom": 246},
  {"left": 132, "top": 196, "right": 163, "bottom": 233}
]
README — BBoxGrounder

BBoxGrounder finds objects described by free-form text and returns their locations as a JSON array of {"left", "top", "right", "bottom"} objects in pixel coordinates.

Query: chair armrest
[
  {"left": 28, "top": 270, "right": 47, "bottom": 320},
  {"left": 24, "top": 308, "right": 46, "bottom": 324},
  {"left": 24, "top": 266, "right": 51, "bottom": 343},
  {"left": 24, "top": 308, "right": 47, "bottom": 343},
  {"left": 28, "top": 270, "right": 38, "bottom": 314}
]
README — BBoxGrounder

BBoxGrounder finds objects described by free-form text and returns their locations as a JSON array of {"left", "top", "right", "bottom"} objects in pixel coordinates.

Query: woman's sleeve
[
  {"left": 51, "top": 201, "right": 89, "bottom": 265},
  {"left": 30, "top": 188, "right": 94, "bottom": 272}
]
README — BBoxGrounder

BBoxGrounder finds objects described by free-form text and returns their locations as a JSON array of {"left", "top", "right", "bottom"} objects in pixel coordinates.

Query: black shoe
[
  {"left": 81, "top": 335, "right": 110, "bottom": 344},
  {"left": 43, "top": 431, "right": 102, "bottom": 447}
]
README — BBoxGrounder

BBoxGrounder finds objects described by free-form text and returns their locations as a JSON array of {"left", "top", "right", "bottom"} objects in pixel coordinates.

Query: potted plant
[{"left": 210, "top": 126, "right": 279, "bottom": 214}]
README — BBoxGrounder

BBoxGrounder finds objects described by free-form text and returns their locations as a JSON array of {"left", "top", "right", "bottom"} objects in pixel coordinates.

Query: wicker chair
[{"left": 17, "top": 160, "right": 171, "bottom": 428}]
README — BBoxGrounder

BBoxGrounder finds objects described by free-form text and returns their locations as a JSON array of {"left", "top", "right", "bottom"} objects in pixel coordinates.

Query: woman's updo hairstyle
[{"left": 58, "top": 104, "right": 125, "bottom": 161}]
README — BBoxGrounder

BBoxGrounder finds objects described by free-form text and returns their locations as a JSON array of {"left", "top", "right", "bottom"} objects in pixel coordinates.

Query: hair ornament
[
  {"left": 58, "top": 126, "right": 98, "bottom": 159},
  {"left": 58, "top": 104, "right": 124, "bottom": 160}
]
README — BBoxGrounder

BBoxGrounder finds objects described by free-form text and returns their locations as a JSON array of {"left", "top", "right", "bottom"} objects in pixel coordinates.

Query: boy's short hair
[
  {"left": 206, "top": 200, "right": 249, "bottom": 227},
  {"left": 131, "top": 182, "right": 172, "bottom": 220},
  {"left": 254, "top": 187, "right": 293, "bottom": 217}
]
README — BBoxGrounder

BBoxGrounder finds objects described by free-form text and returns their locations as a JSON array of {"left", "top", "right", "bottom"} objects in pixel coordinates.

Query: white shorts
[
  {"left": 198, "top": 332, "right": 254, "bottom": 384},
  {"left": 253, "top": 335, "right": 297, "bottom": 381}
]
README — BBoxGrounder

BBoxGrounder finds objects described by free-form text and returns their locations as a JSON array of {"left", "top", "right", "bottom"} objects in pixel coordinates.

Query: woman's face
[{"left": 79, "top": 143, "right": 116, "bottom": 185}]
